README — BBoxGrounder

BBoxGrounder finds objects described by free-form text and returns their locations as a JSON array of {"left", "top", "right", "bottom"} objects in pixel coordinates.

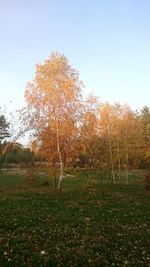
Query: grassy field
[{"left": 0, "top": 169, "right": 150, "bottom": 266}]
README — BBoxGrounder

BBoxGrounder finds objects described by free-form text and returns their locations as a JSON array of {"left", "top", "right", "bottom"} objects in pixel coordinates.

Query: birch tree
[
  {"left": 99, "top": 103, "right": 116, "bottom": 182},
  {"left": 25, "top": 52, "right": 83, "bottom": 189},
  {"left": 78, "top": 95, "right": 100, "bottom": 166}
]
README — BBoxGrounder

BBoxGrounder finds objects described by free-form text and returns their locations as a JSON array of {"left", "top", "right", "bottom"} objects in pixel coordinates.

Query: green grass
[{"left": 0, "top": 169, "right": 150, "bottom": 266}]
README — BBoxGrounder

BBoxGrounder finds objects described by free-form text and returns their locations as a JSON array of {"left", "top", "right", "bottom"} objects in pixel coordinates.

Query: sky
[{"left": 0, "top": 0, "right": 150, "bottom": 115}]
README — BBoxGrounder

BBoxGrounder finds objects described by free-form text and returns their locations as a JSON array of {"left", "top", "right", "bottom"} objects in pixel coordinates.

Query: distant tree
[
  {"left": 4, "top": 143, "right": 23, "bottom": 164},
  {"left": 139, "top": 106, "right": 150, "bottom": 168},
  {"left": 140, "top": 106, "right": 150, "bottom": 144},
  {"left": 4, "top": 143, "right": 35, "bottom": 166},
  {"left": 98, "top": 103, "right": 116, "bottom": 182},
  {"left": 0, "top": 114, "right": 10, "bottom": 142},
  {"left": 0, "top": 112, "right": 10, "bottom": 168},
  {"left": 78, "top": 94, "right": 100, "bottom": 167}
]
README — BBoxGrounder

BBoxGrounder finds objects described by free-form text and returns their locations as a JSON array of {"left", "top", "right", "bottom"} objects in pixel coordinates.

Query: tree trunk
[
  {"left": 116, "top": 121, "right": 121, "bottom": 182},
  {"left": 0, "top": 143, "right": 2, "bottom": 173},
  {"left": 57, "top": 159, "right": 64, "bottom": 189},
  {"left": 107, "top": 121, "right": 115, "bottom": 183},
  {"left": 125, "top": 143, "right": 129, "bottom": 184},
  {"left": 56, "top": 120, "right": 64, "bottom": 189},
  {"left": 125, "top": 122, "right": 129, "bottom": 184}
]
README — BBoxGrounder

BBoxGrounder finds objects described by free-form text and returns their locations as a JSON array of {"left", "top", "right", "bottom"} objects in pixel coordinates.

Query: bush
[
  {"left": 144, "top": 172, "right": 150, "bottom": 190},
  {"left": 26, "top": 168, "right": 37, "bottom": 185}
]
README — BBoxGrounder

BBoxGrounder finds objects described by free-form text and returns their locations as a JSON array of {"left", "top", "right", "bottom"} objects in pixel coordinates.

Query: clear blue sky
[{"left": 0, "top": 0, "right": 150, "bottom": 113}]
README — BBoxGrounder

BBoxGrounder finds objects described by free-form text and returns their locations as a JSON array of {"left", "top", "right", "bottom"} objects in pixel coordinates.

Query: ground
[{"left": 0, "top": 169, "right": 150, "bottom": 266}]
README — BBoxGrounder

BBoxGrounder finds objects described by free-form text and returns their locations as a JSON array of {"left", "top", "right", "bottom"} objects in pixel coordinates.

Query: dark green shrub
[{"left": 144, "top": 172, "right": 150, "bottom": 190}]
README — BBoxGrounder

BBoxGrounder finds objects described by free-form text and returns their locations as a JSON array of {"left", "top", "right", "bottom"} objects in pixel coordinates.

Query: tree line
[{"left": 0, "top": 52, "right": 149, "bottom": 188}]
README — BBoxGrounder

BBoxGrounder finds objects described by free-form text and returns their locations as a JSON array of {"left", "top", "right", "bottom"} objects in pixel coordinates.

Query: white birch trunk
[
  {"left": 125, "top": 143, "right": 129, "bottom": 184},
  {"left": 116, "top": 121, "right": 121, "bottom": 182},
  {"left": 107, "top": 120, "right": 115, "bottom": 183},
  {"left": 56, "top": 119, "right": 64, "bottom": 189},
  {"left": 125, "top": 121, "right": 129, "bottom": 184}
]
